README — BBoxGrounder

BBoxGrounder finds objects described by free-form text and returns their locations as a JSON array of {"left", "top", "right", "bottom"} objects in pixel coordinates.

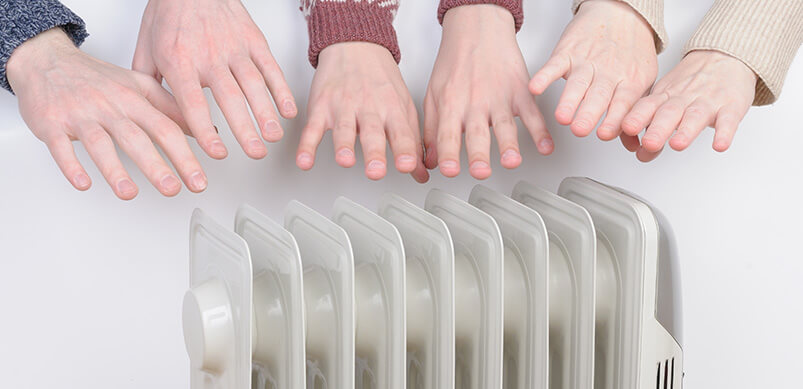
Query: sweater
[
  {"left": 300, "top": 0, "right": 524, "bottom": 67},
  {"left": 0, "top": 0, "right": 88, "bottom": 93}
]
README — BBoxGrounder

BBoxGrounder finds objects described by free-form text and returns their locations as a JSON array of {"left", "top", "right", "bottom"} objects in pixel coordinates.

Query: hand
[
  {"left": 7, "top": 28, "right": 206, "bottom": 200},
  {"left": 621, "top": 50, "right": 757, "bottom": 162},
  {"left": 530, "top": 0, "right": 657, "bottom": 141},
  {"left": 424, "top": 4, "right": 552, "bottom": 180},
  {"left": 134, "top": 0, "right": 297, "bottom": 160},
  {"left": 297, "top": 42, "right": 429, "bottom": 183}
]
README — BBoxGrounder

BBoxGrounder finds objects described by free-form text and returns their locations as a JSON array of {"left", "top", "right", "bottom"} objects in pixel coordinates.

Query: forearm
[
  {"left": 684, "top": 0, "right": 803, "bottom": 106},
  {"left": 572, "top": 0, "right": 667, "bottom": 53},
  {"left": 438, "top": 0, "right": 523, "bottom": 31},
  {"left": 300, "top": 0, "right": 400, "bottom": 67},
  {"left": 0, "top": 0, "right": 88, "bottom": 93}
]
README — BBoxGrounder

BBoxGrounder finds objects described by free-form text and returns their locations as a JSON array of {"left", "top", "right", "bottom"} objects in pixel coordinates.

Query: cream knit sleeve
[
  {"left": 684, "top": 0, "right": 803, "bottom": 106},
  {"left": 572, "top": 0, "right": 667, "bottom": 53}
]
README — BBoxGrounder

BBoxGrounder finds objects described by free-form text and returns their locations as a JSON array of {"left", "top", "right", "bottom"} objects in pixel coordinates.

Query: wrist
[
  {"left": 7, "top": 28, "right": 79, "bottom": 89},
  {"left": 439, "top": 1, "right": 523, "bottom": 32},
  {"left": 686, "top": 50, "right": 758, "bottom": 84},
  {"left": 442, "top": 4, "right": 517, "bottom": 39},
  {"left": 577, "top": 0, "right": 651, "bottom": 29}
]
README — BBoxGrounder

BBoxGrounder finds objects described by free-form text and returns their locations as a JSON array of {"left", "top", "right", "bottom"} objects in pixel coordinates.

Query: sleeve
[
  {"left": 300, "top": 0, "right": 400, "bottom": 68},
  {"left": 572, "top": 0, "right": 667, "bottom": 53},
  {"left": 684, "top": 0, "right": 803, "bottom": 106},
  {"left": 0, "top": 0, "right": 88, "bottom": 93},
  {"left": 437, "top": 0, "right": 524, "bottom": 32}
]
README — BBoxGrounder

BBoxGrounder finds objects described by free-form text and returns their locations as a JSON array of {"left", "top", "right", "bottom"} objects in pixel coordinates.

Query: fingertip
[
  {"left": 115, "top": 178, "right": 138, "bottom": 201},
  {"left": 469, "top": 161, "right": 492, "bottom": 180},
  {"left": 669, "top": 134, "right": 689, "bottom": 151},
  {"left": 424, "top": 146, "right": 438, "bottom": 169},
  {"left": 72, "top": 173, "right": 92, "bottom": 191},
  {"left": 296, "top": 152, "right": 315, "bottom": 170},
  {"left": 555, "top": 106, "right": 574, "bottom": 125},
  {"left": 570, "top": 120, "right": 593, "bottom": 137},
  {"left": 500, "top": 149, "right": 522, "bottom": 169},
  {"left": 537, "top": 138, "right": 554, "bottom": 155},
  {"left": 395, "top": 154, "right": 417, "bottom": 173},
  {"left": 529, "top": 76, "right": 547, "bottom": 95},
  {"left": 439, "top": 159, "right": 460, "bottom": 177},
  {"left": 205, "top": 139, "right": 229, "bottom": 160},
  {"left": 262, "top": 120, "right": 284, "bottom": 143},
  {"left": 365, "top": 160, "right": 387, "bottom": 180},
  {"left": 280, "top": 99, "right": 298, "bottom": 119},
  {"left": 335, "top": 148, "right": 356, "bottom": 168},
  {"left": 597, "top": 124, "right": 619, "bottom": 141},
  {"left": 713, "top": 138, "right": 731, "bottom": 153},
  {"left": 159, "top": 174, "right": 182, "bottom": 197}
]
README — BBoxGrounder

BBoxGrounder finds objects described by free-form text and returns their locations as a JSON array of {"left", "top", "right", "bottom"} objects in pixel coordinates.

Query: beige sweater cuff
[
  {"left": 684, "top": 0, "right": 803, "bottom": 106},
  {"left": 572, "top": 0, "right": 667, "bottom": 53}
]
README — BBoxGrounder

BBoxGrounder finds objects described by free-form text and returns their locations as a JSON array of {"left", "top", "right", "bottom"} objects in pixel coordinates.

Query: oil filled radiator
[{"left": 180, "top": 177, "right": 684, "bottom": 389}]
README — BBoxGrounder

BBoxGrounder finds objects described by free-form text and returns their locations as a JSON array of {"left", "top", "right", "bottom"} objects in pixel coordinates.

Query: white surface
[{"left": 0, "top": 0, "right": 800, "bottom": 388}]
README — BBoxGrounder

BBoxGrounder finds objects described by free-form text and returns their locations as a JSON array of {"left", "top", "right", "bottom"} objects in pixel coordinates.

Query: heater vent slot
[{"left": 656, "top": 357, "right": 676, "bottom": 389}]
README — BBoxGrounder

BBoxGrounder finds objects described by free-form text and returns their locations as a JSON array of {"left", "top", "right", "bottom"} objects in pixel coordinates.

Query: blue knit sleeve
[{"left": 0, "top": 0, "right": 89, "bottom": 93}]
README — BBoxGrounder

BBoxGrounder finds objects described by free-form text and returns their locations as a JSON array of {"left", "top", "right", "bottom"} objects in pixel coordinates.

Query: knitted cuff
[
  {"left": 684, "top": 0, "right": 803, "bottom": 106},
  {"left": 305, "top": 1, "right": 400, "bottom": 68},
  {"left": 438, "top": 0, "right": 524, "bottom": 32},
  {"left": 0, "top": 0, "right": 88, "bottom": 93},
  {"left": 572, "top": 0, "right": 668, "bottom": 53}
]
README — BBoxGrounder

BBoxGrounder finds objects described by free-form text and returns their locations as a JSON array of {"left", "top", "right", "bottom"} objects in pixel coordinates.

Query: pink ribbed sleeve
[
  {"left": 437, "top": 0, "right": 524, "bottom": 31},
  {"left": 300, "top": 0, "right": 401, "bottom": 68}
]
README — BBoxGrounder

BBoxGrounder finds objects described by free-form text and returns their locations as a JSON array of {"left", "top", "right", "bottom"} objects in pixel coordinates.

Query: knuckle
[{"left": 82, "top": 129, "right": 109, "bottom": 148}]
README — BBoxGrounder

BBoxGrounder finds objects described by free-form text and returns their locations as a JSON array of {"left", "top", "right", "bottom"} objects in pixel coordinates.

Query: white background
[{"left": 1, "top": 0, "right": 801, "bottom": 388}]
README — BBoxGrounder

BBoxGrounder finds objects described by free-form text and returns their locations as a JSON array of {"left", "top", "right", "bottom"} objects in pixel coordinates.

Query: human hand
[
  {"left": 7, "top": 28, "right": 206, "bottom": 200},
  {"left": 297, "top": 42, "right": 429, "bottom": 183},
  {"left": 620, "top": 50, "right": 757, "bottom": 162},
  {"left": 530, "top": 0, "right": 657, "bottom": 141},
  {"left": 134, "top": 0, "right": 297, "bottom": 160},
  {"left": 424, "top": 4, "right": 552, "bottom": 179}
]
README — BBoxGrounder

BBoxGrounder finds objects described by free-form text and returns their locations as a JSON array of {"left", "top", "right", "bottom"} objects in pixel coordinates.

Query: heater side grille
[{"left": 656, "top": 358, "right": 676, "bottom": 389}]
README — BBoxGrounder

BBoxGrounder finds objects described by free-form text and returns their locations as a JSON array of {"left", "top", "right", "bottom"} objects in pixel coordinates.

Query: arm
[
  {"left": 621, "top": 0, "right": 803, "bottom": 162},
  {"left": 297, "top": 0, "right": 429, "bottom": 182},
  {"left": 0, "top": 0, "right": 88, "bottom": 92},
  {"left": 424, "top": 1, "right": 552, "bottom": 179}
]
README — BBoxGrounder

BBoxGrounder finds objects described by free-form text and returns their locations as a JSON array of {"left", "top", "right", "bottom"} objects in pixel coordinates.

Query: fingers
[
  {"left": 641, "top": 97, "right": 686, "bottom": 152},
  {"left": 136, "top": 75, "right": 191, "bottom": 136},
  {"left": 621, "top": 92, "right": 669, "bottom": 136},
  {"left": 357, "top": 112, "right": 388, "bottom": 180},
  {"left": 669, "top": 101, "right": 716, "bottom": 151},
  {"left": 125, "top": 99, "right": 208, "bottom": 193},
  {"left": 406, "top": 104, "right": 429, "bottom": 184},
  {"left": 712, "top": 104, "right": 747, "bottom": 152},
  {"left": 332, "top": 114, "right": 357, "bottom": 168},
  {"left": 491, "top": 112, "right": 521, "bottom": 169},
  {"left": 516, "top": 93, "right": 554, "bottom": 155},
  {"left": 385, "top": 111, "right": 418, "bottom": 174},
  {"left": 208, "top": 69, "right": 266, "bottom": 159},
  {"left": 164, "top": 69, "right": 228, "bottom": 159},
  {"left": 555, "top": 63, "right": 594, "bottom": 125},
  {"left": 296, "top": 113, "right": 327, "bottom": 170},
  {"left": 44, "top": 132, "right": 92, "bottom": 191},
  {"left": 620, "top": 133, "right": 641, "bottom": 152},
  {"left": 530, "top": 53, "right": 570, "bottom": 95},
  {"left": 464, "top": 114, "right": 492, "bottom": 180},
  {"left": 598, "top": 84, "right": 643, "bottom": 141},
  {"left": 231, "top": 58, "right": 284, "bottom": 143},
  {"left": 423, "top": 94, "right": 439, "bottom": 169},
  {"left": 132, "top": 45, "right": 161, "bottom": 83},
  {"left": 436, "top": 113, "right": 463, "bottom": 177},
  {"left": 78, "top": 124, "right": 138, "bottom": 200},
  {"left": 636, "top": 145, "right": 662, "bottom": 162},
  {"left": 106, "top": 119, "right": 182, "bottom": 197},
  {"left": 252, "top": 48, "right": 297, "bottom": 119},
  {"left": 571, "top": 77, "right": 617, "bottom": 137}
]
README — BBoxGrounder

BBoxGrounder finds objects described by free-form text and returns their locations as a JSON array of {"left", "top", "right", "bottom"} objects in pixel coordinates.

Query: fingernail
[
  {"left": 264, "top": 120, "right": 282, "bottom": 138},
  {"left": 539, "top": 138, "right": 554, "bottom": 149},
  {"left": 337, "top": 148, "right": 354, "bottom": 159},
  {"left": 297, "top": 152, "right": 313, "bottom": 167},
  {"left": 190, "top": 171, "right": 207, "bottom": 191},
  {"left": 210, "top": 140, "right": 226, "bottom": 155},
  {"left": 367, "top": 160, "right": 386, "bottom": 171},
  {"left": 160, "top": 175, "right": 180, "bottom": 192},
  {"left": 116, "top": 179, "right": 136, "bottom": 197},
  {"left": 440, "top": 160, "right": 458, "bottom": 171},
  {"left": 471, "top": 161, "right": 490, "bottom": 171},
  {"left": 398, "top": 155, "right": 416, "bottom": 166},
  {"left": 74, "top": 173, "right": 90, "bottom": 189},
  {"left": 502, "top": 149, "right": 519, "bottom": 162},
  {"left": 249, "top": 139, "right": 264, "bottom": 152},
  {"left": 283, "top": 100, "right": 296, "bottom": 114}
]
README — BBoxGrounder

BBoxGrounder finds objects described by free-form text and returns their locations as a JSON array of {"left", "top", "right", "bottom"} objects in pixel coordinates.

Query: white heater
[{"left": 181, "top": 177, "right": 683, "bottom": 389}]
